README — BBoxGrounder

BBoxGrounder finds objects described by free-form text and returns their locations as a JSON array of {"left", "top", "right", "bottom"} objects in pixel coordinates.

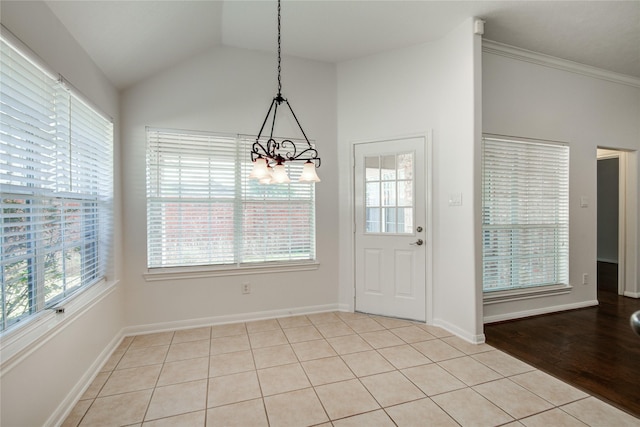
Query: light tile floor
[{"left": 63, "top": 311, "right": 640, "bottom": 427}]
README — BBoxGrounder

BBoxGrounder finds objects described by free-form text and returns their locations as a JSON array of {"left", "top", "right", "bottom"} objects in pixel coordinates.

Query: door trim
[{"left": 350, "top": 132, "right": 433, "bottom": 323}]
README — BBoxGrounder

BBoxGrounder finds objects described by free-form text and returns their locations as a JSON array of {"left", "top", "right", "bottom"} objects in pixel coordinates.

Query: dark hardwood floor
[{"left": 485, "top": 271, "right": 640, "bottom": 418}]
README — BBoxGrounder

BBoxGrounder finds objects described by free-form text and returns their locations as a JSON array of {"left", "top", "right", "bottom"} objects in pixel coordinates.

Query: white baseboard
[
  {"left": 483, "top": 300, "right": 599, "bottom": 324},
  {"left": 337, "top": 303, "right": 351, "bottom": 312},
  {"left": 122, "top": 303, "right": 341, "bottom": 336},
  {"left": 47, "top": 331, "right": 125, "bottom": 427},
  {"left": 624, "top": 291, "right": 640, "bottom": 298},
  {"left": 432, "top": 319, "right": 486, "bottom": 344}
]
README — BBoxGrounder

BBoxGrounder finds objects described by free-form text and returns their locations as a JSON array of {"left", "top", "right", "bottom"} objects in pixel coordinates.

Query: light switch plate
[
  {"left": 580, "top": 196, "right": 589, "bottom": 208},
  {"left": 449, "top": 193, "right": 462, "bottom": 207}
]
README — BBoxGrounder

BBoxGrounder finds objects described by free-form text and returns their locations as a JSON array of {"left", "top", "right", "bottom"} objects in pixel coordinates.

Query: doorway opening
[
  {"left": 596, "top": 152, "right": 620, "bottom": 293},
  {"left": 596, "top": 148, "right": 638, "bottom": 297}
]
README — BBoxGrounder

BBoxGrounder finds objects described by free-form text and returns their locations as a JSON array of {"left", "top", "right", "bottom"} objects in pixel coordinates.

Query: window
[
  {"left": 482, "top": 136, "right": 569, "bottom": 293},
  {"left": 0, "top": 37, "right": 113, "bottom": 332},
  {"left": 146, "top": 128, "right": 316, "bottom": 269}
]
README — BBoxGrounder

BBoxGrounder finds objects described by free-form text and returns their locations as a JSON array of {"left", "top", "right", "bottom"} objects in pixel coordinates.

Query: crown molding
[{"left": 482, "top": 39, "right": 640, "bottom": 89}]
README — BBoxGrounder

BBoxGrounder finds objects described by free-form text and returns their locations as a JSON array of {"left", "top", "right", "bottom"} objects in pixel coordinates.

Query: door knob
[{"left": 411, "top": 239, "right": 424, "bottom": 246}]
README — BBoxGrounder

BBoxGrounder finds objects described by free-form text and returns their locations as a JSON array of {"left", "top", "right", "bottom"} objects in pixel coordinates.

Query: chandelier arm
[
  {"left": 256, "top": 97, "right": 278, "bottom": 143},
  {"left": 288, "top": 147, "right": 318, "bottom": 161},
  {"left": 284, "top": 99, "right": 312, "bottom": 148},
  {"left": 280, "top": 139, "right": 299, "bottom": 160},
  {"left": 251, "top": 140, "right": 269, "bottom": 162},
  {"left": 269, "top": 99, "right": 280, "bottom": 141}
]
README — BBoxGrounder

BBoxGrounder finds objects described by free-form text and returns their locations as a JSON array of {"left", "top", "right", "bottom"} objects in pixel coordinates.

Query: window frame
[
  {"left": 481, "top": 134, "right": 570, "bottom": 301},
  {"left": 145, "top": 128, "right": 319, "bottom": 278},
  {"left": 0, "top": 30, "right": 114, "bottom": 337}
]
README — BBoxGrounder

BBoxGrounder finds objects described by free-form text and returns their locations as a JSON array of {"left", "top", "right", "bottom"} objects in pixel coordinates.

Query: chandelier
[{"left": 249, "top": 0, "right": 321, "bottom": 184}]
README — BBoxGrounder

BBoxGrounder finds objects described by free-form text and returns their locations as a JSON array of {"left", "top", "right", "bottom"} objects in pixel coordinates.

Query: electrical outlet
[
  {"left": 242, "top": 282, "right": 251, "bottom": 294},
  {"left": 582, "top": 273, "right": 589, "bottom": 285}
]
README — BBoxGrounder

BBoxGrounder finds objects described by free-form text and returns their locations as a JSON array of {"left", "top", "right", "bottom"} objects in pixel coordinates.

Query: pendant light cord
[{"left": 277, "top": 0, "right": 282, "bottom": 96}]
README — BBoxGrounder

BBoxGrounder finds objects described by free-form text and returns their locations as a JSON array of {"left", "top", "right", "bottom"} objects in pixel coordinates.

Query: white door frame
[
  {"left": 351, "top": 132, "right": 434, "bottom": 323},
  {"left": 597, "top": 148, "right": 639, "bottom": 297}
]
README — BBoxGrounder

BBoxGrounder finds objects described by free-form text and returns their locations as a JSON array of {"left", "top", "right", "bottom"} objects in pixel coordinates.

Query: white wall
[
  {"left": 431, "top": 19, "right": 483, "bottom": 341},
  {"left": 483, "top": 47, "right": 640, "bottom": 321},
  {"left": 337, "top": 19, "right": 484, "bottom": 342},
  {"left": 0, "top": 1, "right": 124, "bottom": 426},
  {"left": 120, "top": 46, "right": 339, "bottom": 329}
]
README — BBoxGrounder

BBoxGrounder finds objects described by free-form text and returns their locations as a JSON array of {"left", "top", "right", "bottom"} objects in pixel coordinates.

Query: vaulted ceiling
[{"left": 42, "top": 0, "right": 640, "bottom": 90}]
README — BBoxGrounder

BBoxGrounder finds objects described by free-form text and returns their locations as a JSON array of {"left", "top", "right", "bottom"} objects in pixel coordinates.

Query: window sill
[
  {"left": 0, "top": 279, "right": 119, "bottom": 374},
  {"left": 483, "top": 284, "right": 572, "bottom": 305},
  {"left": 143, "top": 261, "right": 320, "bottom": 282}
]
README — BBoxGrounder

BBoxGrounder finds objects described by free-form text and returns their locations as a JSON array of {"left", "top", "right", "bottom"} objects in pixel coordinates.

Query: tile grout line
[{"left": 140, "top": 331, "right": 175, "bottom": 424}]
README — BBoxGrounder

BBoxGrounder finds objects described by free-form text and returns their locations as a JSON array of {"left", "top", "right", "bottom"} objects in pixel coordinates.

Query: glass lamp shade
[
  {"left": 271, "top": 163, "right": 291, "bottom": 184},
  {"left": 259, "top": 164, "right": 273, "bottom": 184},
  {"left": 299, "top": 160, "right": 321, "bottom": 183},
  {"left": 249, "top": 157, "right": 270, "bottom": 180}
]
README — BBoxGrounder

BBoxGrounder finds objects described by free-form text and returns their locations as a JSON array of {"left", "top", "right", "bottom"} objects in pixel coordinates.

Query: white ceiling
[{"left": 43, "top": 0, "right": 640, "bottom": 90}]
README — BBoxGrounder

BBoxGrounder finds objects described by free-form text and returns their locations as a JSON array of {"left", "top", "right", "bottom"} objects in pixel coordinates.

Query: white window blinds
[
  {"left": 0, "top": 36, "right": 113, "bottom": 332},
  {"left": 482, "top": 136, "right": 569, "bottom": 292},
  {"left": 146, "top": 128, "right": 316, "bottom": 268}
]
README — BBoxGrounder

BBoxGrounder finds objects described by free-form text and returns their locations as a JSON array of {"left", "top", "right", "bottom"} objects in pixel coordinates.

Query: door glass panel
[
  {"left": 365, "top": 156, "right": 380, "bottom": 181},
  {"left": 397, "top": 153, "right": 413, "bottom": 179},
  {"left": 382, "top": 207, "right": 396, "bottom": 233},
  {"left": 382, "top": 181, "right": 396, "bottom": 206},
  {"left": 366, "top": 208, "right": 380, "bottom": 232},
  {"left": 397, "top": 207, "right": 413, "bottom": 233},
  {"left": 365, "top": 182, "right": 380, "bottom": 206},
  {"left": 381, "top": 155, "right": 396, "bottom": 180},
  {"left": 397, "top": 181, "right": 412, "bottom": 206},
  {"left": 363, "top": 151, "right": 414, "bottom": 234}
]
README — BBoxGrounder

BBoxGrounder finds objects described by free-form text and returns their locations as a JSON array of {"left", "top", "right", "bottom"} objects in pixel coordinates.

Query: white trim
[
  {"left": 143, "top": 261, "right": 320, "bottom": 282},
  {"left": 432, "top": 318, "right": 486, "bottom": 344},
  {"left": 45, "top": 331, "right": 125, "bottom": 427},
  {"left": 484, "top": 300, "right": 598, "bottom": 324},
  {"left": 484, "top": 284, "right": 573, "bottom": 305},
  {"left": 122, "top": 303, "right": 340, "bottom": 336},
  {"left": 618, "top": 152, "right": 627, "bottom": 295},
  {"left": 623, "top": 291, "right": 640, "bottom": 299},
  {"left": 482, "top": 39, "right": 640, "bottom": 89},
  {"left": 0, "top": 280, "right": 119, "bottom": 376},
  {"left": 597, "top": 148, "right": 622, "bottom": 160},
  {"left": 622, "top": 151, "right": 638, "bottom": 298}
]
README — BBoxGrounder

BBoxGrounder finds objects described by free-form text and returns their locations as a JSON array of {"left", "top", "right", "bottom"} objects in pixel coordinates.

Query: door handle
[{"left": 410, "top": 239, "right": 424, "bottom": 246}]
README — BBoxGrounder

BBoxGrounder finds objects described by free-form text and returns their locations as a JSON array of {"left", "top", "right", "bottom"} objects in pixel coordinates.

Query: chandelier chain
[{"left": 277, "top": 0, "right": 282, "bottom": 95}]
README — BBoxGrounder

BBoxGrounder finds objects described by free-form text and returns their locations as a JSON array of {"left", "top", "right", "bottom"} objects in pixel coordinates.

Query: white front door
[{"left": 354, "top": 137, "right": 427, "bottom": 321}]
